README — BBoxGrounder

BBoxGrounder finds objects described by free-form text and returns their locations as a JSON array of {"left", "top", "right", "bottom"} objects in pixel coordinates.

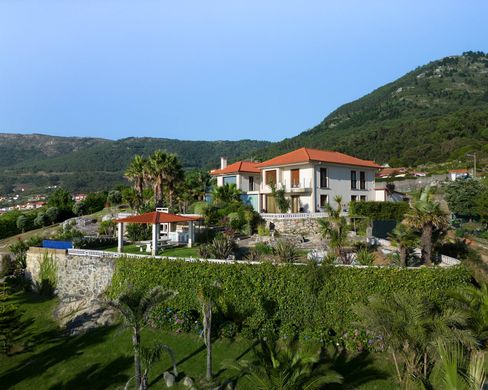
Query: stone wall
[
  {"left": 26, "top": 248, "right": 116, "bottom": 334},
  {"left": 261, "top": 216, "right": 322, "bottom": 237}
]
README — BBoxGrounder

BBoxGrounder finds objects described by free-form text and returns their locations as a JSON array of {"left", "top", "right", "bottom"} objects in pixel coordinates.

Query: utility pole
[{"left": 466, "top": 152, "right": 477, "bottom": 178}]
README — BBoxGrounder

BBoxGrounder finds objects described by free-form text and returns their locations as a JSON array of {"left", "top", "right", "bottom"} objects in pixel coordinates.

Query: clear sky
[{"left": 0, "top": 1, "right": 487, "bottom": 142}]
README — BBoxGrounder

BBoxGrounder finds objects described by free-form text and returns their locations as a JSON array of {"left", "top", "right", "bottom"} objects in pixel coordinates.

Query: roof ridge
[{"left": 302, "top": 147, "right": 311, "bottom": 160}]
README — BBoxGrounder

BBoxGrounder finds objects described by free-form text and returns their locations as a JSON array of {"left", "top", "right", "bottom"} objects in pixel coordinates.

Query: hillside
[
  {"left": 257, "top": 51, "right": 488, "bottom": 166},
  {"left": 0, "top": 134, "right": 270, "bottom": 193}
]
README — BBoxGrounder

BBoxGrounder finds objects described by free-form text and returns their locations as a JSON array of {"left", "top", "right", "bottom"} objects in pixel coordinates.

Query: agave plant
[
  {"left": 207, "top": 234, "right": 235, "bottom": 259},
  {"left": 273, "top": 239, "right": 300, "bottom": 263}
]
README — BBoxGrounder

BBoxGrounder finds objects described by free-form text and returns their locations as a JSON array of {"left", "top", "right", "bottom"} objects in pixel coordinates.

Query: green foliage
[
  {"left": 74, "top": 192, "right": 107, "bottom": 216},
  {"left": 200, "top": 234, "right": 236, "bottom": 259},
  {"left": 8, "top": 237, "right": 42, "bottom": 272},
  {"left": 257, "top": 223, "right": 270, "bottom": 236},
  {"left": 444, "top": 179, "right": 485, "bottom": 218},
  {"left": 355, "top": 249, "right": 375, "bottom": 266},
  {"left": 349, "top": 201, "right": 409, "bottom": 221},
  {"left": 109, "top": 257, "right": 471, "bottom": 345},
  {"left": 272, "top": 239, "right": 300, "bottom": 263},
  {"left": 73, "top": 236, "right": 118, "bottom": 250},
  {"left": 106, "top": 190, "right": 122, "bottom": 206},
  {"left": 0, "top": 282, "right": 23, "bottom": 355},
  {"left": 16, "top": 215, "right": 30, "bottom": 232},
  {"left": 270, "top": 184, "right": 290, "bottom": 213},
  {"left": 45, "top": 207, "right": 60, "bottom": 224},
  {"left": 35, "top": 253, "right": 57, "bottom": 297},
  {"left": 98, "top": 220, "right": 116, "bottom": 236},
  {"left": 34, "top": 212, "right": 50, "bottom": 228},
  {"left": 126, "top": 223, "right": 151, "bottom": 242},
  {"left": 47, "top": 188, "right": 74, "bottom": 220}
]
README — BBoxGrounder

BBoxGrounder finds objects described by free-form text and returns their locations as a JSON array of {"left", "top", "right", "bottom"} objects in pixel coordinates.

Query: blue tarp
[{"left": 42, "top": 240, "right": 73, "bottom": 249}]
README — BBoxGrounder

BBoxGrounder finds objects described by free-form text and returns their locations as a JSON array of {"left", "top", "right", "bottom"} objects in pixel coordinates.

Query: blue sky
[{"left": 0, "top": 1, "right": 487, "bottom": 142}]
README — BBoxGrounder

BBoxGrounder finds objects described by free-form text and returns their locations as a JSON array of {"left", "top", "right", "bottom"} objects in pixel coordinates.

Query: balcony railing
[{"left": 260, "top": 179, "right": 313, "bottom": 192}]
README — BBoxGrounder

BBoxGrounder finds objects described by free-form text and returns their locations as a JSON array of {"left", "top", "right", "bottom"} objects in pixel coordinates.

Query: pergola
[{"left": 113, "top": 211, "right": 202, "bottom": 256}]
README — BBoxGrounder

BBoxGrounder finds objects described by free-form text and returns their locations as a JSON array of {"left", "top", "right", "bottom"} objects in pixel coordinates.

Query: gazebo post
[
  {"left": 151, "top": 223, "right": 160, "bottom": 256},
  {"left": 117, "top": 222, "right": 124, "bottom": 253},
  {"left": 188, "top": 220, "right": 194, "bottom": 248}
]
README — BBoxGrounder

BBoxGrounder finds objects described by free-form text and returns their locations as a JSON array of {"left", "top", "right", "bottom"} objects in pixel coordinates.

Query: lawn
[
  {"left": 106, "top": 244, "right": 201, "bottom": 258},
  {"left": 0, "top": 292, "right": 398, "bottom": 390}
]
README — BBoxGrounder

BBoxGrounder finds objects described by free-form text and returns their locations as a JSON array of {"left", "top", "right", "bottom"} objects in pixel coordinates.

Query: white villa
[{"left": 210, "top": 147, "right": 381, "bottom": 213}]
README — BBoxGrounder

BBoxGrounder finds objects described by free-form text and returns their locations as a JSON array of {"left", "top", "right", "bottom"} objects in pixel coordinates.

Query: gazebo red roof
[{"left": 114, "top": 211, "right": 201, "bottom": 224}]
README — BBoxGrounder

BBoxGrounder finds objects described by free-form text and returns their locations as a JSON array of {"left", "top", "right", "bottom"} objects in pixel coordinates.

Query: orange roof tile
[
  {"left": 448, "top": 169, "right": 469, "bottom": 173},
  {"left": 256, "top": 147, "right": 381, "bottom": 169},
  {"left": 210, "top": 161, "right": 261, "bottom": 175},
  {"left": 114, "top": 211, "right": 201, "bottom": 224}
]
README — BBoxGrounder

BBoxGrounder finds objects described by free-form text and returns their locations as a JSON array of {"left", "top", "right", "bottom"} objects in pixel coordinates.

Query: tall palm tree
[
  {"left": 162, "top": 153, "right": 184, "bottom": 210},
  {"left": 318, "top": 196, "right": 351, "bottom": 264},
  {"left": 107, "top": 286, "right": 176, "bottom": 390},
  {"left": 225, "top": 338, "right": 342, "bottom": 389},
  {"left": 125, "top": 155, "right": 147, "bottom": 210},
  {"left": 197, "top": 281, "right": 222, "bottom": 380},
  {"left": 147, "top": 150, "right": 168, "bottom": 207},
  {"left": 404, "top": 188, "right": 448, "bottom": 266},
  {"left": 388, "top": 223, "right": 417, "bottom": 267}
]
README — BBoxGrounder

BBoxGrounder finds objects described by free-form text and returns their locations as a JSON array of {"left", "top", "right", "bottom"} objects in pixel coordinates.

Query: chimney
[{"left": 220, "top": 157, "right": 228, "bottom": 169}]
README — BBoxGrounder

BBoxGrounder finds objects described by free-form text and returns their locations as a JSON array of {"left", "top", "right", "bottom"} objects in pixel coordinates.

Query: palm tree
[
  {"left": 318, "top": 196, "right": 351, "bottom": 264},
  {"left": 197, "top": 281, "right": 222, "bottom": 380},
  {"left": 404, "top": 188, "right": 448, "bottom": 266},
  {"left": 147, "top": 150, "right": 168, "bottom": 207},
  {"left": 107, "top": 286, "right": 176, "bottom": 390},
  {"left": 388, "top": 223, "right": 417, "bottom": 267},
  {"left": 211, "top": 183, "right": 241, "bottom": 204},
  {"left": 430, "top": 342, "right": 486, "bottom": 390},
  {"left": 162, "top": 153, "right": 184, "bottom": 210},
  {"left": 124, "top": 155, "right": 147, "bottom": 210},
  {"left": 451, "top": 283, "right": 488, "bottom": 349},
  {"left": 355, "top": 293, "right": 474, "bottom": 386},
  {"left": 225, "top": 338, "right": 342, "bottom": 389}
]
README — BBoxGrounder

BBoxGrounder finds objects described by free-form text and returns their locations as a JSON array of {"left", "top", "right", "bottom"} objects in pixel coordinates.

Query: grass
[{"left": 106, "top": 244, "right": 201, "bottom": 258}]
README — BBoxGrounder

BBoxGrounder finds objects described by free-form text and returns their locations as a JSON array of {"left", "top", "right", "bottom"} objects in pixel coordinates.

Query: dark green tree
[
  {"left": 444, "top": 179, "right": 484, "bottom": 219},
  {"left": 47, "top": 188, "right": 74, "bottom": 220}
]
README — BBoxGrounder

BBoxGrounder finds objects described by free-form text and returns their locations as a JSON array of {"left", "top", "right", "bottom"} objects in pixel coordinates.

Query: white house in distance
[{"left": 210, "top": 147, "right": 381, "bottom": 213}]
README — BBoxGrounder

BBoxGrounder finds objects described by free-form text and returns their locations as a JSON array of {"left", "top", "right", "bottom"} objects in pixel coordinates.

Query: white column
[
  {"left": 151, "top": 223, "right": 159, "bottom": 256},
  {"left": 188, "top": 221, "right": 194, "bottom": 248},
  {"left": 117, "top": 222, "right": 124, "bottom": 253}
]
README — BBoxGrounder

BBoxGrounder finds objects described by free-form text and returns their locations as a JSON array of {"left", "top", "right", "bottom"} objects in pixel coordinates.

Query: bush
[
  {"left": 109, "top": 258, "right": 471, "bottom": 346},
  {"left": 34, "top": 253, "right": 57, "bottom": 297},
  {"left": 207, "top": 234, "right": 235, "bottom": 259},
  {"left": 73, "top": 236, "right": 118, "bottom": 250},
  {"left": 349, "top": 201, "right": 409, "bottom": 221},
  {"left": 272, "top": 239, "right": 300, "bottom": 263},
  {"left": 257, "top": 224, "right": 270, "bottom": 236},
  {"left": 355, "top": 248, "right": 375, "bottom": 265},
  {"left": 126, "top": 223, "right": 151, "bottom": 242}
]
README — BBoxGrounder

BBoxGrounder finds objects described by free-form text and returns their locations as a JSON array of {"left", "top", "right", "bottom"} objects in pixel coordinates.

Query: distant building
[
  {"left": 448, "top": 169, "right": 469, "bottom": 181},
  {"left": 73, "top": 194, "right": 87, "bottom": 203}
]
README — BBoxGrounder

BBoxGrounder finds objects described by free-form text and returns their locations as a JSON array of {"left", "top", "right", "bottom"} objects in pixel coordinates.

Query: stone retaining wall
[{"left": 261, "top": 216, "right": 322, "bottom": 237}]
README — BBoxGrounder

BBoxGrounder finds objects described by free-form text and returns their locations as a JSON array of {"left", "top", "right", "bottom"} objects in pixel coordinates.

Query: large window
[
  {"left": 223, "top": 176, "right": 236, "bottom": 185},
  {"left": 291, "top": 169, "right": 300, "bottom": 188},
  {"left": 350, "top": 170, "right": 357, "bottom": 189},
  {"left": 359, "top": 171, "right": 366, "bottom": 190},
  {"left": 320, "top": 168, "right": 328, "bottom": 188},
  {"left": 265, "top": 170, "right": 277, "bottom": 186},
  {"left": 351, "top": 195, "right": 357, "bottom": 202},
  {"left": 249, "top": 176, "right": 254, "bottom": 191}
]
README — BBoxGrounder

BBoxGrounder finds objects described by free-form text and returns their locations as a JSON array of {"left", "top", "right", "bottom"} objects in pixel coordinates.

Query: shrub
[
  {"left": 349, "top": 201, "right": 409, "bottom": 221},
  {"left": 126, "top": 223, "right": 151, "bottom": 242},
  {"left": 109, "top": 258, "right": 471, "bottom": 346},
  {"left": 356, "top": 249, "right": 375, "bottom": 265},
  {"left": 98, "top": 220, "right": 116, "bottom": 236},
  {"left": 207, "top": 234, "right": 235, "bottom": 259},
  {"left": 35, "top": 253, "right": 57, "bottom": 297},
  {"left": 73, "top": 236, "right": 118, "bottom": 250},
  {"left": 257, "top": 224, "right": 270, "bottom": 236},
  {"left": 273, "top": 239, "right": 300, "bottom": 263}
]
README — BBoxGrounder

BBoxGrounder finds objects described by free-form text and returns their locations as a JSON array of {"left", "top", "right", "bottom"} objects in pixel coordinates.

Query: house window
[
  {"left": 249, "top": 176, "right": 254, "bottom": 191},
  {"left": 351, "top": 171, "right": 357, "bottom": 189},
  {"left": 320, "top": 168, "right": 328, "bottom": 188},
  {"left": 360, "top": 195, "right": 366, "bottom": 201},
  {"left": 223, "top": 176, "right": 236, "bottom": 185},
  {"left": 291, "top": 169, "right": 300, "bottom": 188},
  {"left": 360, "top": 171, "right": 366, "bottom": 190},
  {"left": 351, "top": 195, "right": 357, "bottom": 202},
  {"left": 265, "top": 170, "right": 277, "bottom": 186},
  {"left": 320, "top": 194, "right": 328, "bottom": 207}
]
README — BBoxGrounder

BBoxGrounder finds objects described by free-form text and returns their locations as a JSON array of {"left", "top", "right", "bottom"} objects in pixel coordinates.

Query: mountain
[
  {"left": 256, "top": 51, "right": 488, "bottom": 166},
  {"left": 0, "top": 134, "right": 270, "bottom": 194}
]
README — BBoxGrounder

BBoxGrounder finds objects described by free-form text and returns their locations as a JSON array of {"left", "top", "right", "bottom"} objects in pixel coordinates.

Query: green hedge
[
  {"left": 349, "top": 201, "right": 409, "bottom": 221},
  {"left": 109, "top": 258, "right": 471, "bottom": 344}
]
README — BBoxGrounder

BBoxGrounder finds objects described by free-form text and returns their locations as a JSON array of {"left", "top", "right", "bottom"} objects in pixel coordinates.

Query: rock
[
  {"left": 163, "top": 371, "right": 175, "bottom": 387},
  {"left": 223, "top": 380, "right": 234, "bottom": 390},
  {"left": 182, "top": 376, "right": 194, "bottom": 388}
]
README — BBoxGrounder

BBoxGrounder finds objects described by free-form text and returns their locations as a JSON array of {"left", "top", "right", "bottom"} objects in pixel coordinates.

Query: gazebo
[{"left": 113, "top": 211, "right": 202, "bottom": 256}]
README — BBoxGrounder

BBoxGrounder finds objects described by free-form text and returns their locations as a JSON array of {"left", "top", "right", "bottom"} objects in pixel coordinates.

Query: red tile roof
[
  {"left": 448, "top": 169, "right": 469, "bottom": 173},
  {"left": 256, "top": 148, "right": 381, "bottom": 169},
  {"left": 210, "top": 161, "right": 261, "bottom": 175},
  {"left": 114, "top": 211, "right": 201, "bottom": 224}
]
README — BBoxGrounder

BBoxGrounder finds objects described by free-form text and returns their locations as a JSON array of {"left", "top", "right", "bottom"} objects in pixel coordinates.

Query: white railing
[
  {"left": 67, "top": 248, "right": 261, "bottom": 265},
  {"left": 260, "top": 212, "right": 328, "bottom": 219}
]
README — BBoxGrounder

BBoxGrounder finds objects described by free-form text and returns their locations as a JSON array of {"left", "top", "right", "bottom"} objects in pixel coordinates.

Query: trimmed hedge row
[
  {"left": 109, "top": 258, "right": 471, "bottom": 343},
  {"left": 349, "top": 201, "right": 409, "bottom": 221}
]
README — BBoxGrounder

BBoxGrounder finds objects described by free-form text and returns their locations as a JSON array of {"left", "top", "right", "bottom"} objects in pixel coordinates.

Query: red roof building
[{"left": 210, "top": 161, "right": 260, "bottom": 176}]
